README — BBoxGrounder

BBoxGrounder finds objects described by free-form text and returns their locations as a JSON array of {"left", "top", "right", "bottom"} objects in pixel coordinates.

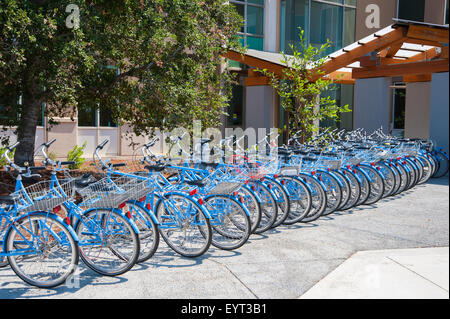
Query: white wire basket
[
  {"left": 11, "top": 179, "right": 76, "bottom": 213},
  {"left": 207, "top": 181, "right": 244, "bottom": 195},
  {"left": 279, "top": 166, "right": 299, "bottom": 176},
  {"left": 78, "top": 176, "right": 147, "bottom": 208}
]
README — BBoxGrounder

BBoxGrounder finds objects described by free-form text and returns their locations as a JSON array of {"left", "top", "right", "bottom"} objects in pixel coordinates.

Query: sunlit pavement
[{"left": 0, "top": 177, "right": 448, "bottom": 299}]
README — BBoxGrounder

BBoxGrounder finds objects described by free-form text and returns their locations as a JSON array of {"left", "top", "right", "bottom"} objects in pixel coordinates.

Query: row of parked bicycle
[{"left": 0, "top": 127, "right": 448, "bottom": 289}]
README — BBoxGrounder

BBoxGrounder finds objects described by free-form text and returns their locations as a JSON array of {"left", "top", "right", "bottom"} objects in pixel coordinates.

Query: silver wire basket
[
  {"left": 11, "top": 179, "right": 76, "bottom": 213},
  {"left": 78, "top": 176, "right": 147, "bottom": 208},
  {"left": 207, "top": 181, "right": 244, "bottom": 195},
  {"left": 279, "top": 166, "right": 299, "bottom": 176}
]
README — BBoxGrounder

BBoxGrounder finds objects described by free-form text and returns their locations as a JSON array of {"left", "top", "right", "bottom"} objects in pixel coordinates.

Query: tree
[
  {"left": 259, "top": 29, "right": 351, "bottom": 144},
  {"left": 0, "top": 0, "right": 242, "bottom": 165}
]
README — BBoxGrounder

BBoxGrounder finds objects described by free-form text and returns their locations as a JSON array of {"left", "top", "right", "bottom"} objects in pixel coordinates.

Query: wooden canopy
[{"left": 226, "top": 21, "right": 449, "bottom": 86}]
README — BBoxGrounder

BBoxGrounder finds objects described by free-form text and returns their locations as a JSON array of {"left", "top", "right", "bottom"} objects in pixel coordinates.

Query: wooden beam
[
  {"left": 406, "top": 25, "right": 449, "bottom": 44},
  {"left": 352, "top": 59, "right": 449, "bottom": 79},
  {"left": 312, "top": 26, "right": 408, "bottom": 81},
  {"left": 244, "top": 76, "right": 271, "bottom": 87},
  {"left": 226, "top": 50, "right": 286, "bottom": 77},
  {"left": 403, "top": 37, "right": 445, "bottom": 47},
  {"left": 324, "top": 71, "right": 355, "bottom": 85},
  {"left": 407, "top": 47, "right": 443, "bottom": 63},
  {"left": 380, "top": 40, "right": 404, "bottom": 58},
  {"left": 403, "top": 74, "right": 432, "bottom": 83},
  {"left": 359, "top": 56, "right": 409, "bottom": 67}
]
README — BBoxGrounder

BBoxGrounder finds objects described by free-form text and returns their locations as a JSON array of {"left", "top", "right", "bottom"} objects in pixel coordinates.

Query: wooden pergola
[{"left": 226, "top": 21, "right": 449, "bottom": 86}]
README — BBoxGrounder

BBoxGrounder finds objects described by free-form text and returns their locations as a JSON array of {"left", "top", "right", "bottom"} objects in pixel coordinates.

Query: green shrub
[
  {"left": 66, "top": 142, "right": 87, "bottom": 169},
  {"left": 0, "top": 147, "right": 14, "bottom": 168}
]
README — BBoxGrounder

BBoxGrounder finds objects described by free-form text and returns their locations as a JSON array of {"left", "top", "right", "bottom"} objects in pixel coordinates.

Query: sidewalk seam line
[
  {"left": 208, "top": 259, "right": 259, "bottom": 299},
  {"left": 386, "top": 256, "right": 449, "bottom": 293}
]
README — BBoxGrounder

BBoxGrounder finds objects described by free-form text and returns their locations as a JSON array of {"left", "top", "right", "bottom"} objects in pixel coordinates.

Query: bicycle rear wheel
[{"left": 6, "top": 212, "right": 79, "bottom": 288}]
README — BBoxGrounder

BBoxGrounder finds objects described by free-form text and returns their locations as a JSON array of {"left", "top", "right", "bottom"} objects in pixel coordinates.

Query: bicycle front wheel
[
  {"left": 205, "top": 195, "right": 251, "bottom": 251},
  {"left": 6, "top": 212, "right": 79, "bottom": 288},
  {"left": 155, "top": 194, "right": 212, "bottom": 258},
  {"left": 75, "top": 208, "right": 140, "bottom": 276}
]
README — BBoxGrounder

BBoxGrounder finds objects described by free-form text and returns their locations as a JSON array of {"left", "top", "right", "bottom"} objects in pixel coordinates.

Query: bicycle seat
[
  {"left": 200, "top": 138, "right": 212, "bottom": 145},
  {"left": 144, "top": 165, "right": 166, "bottom": 172},
  {"left": 185, "top": 179, "right": 207, "bottom": 188},
  {"left": 293, "top": 150, "right": 309, "bottom": 155},
  {"left": 74, "top": 173, "right": 97, "bottom": 188},
  {"left": 199, "top": 162, "right": 219, "bottom": 169},
  {"left": 302, "top": 156, "right": 318, "bottom": 162},
  {"left": 0, "top": 195, "right": 14, "bottom": 205}
]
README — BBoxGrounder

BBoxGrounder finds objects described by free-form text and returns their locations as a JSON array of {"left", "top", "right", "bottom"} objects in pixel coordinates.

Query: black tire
[
  {"left": 125, "top": 200, "right": 160, "bottom": 264},
  {"left": 204, "top": 195, "right": 251, "bottom": 251},
  {"left": 378, "top": 162, "right": 396, "bottom": 198},
  {"left": 331, "top": 170, "right": 351, "bottom": 210},
  {"left": 353, "top": 167, "right": 371, "bottom": 206},
  {"left": 432, "top": 151, "right": 449, "bottom": 178},
  {"left": 75, "top": 208, "right": 140, "bottom": 276},
  {"left": 235, "top": 186, "right": 262, "bottom": 234},
  {"left": 318, "top": 170, "right": 343, "bottom": 216},
  {"left": 276, "top": 176, "right": 312, "bottom": 224},
  {"left": 340, "top": 169, "right": 361, "bottom": 210},
  {"left": 263, "top": 178, "right": 291, "bottom": 228},
  {"left": 155, "top": 194, "right": 212, "bottom": 258},
  {"left": 298, "top": 173, "right": 327, "bottom": 222},
  {"left": 6, "top": 212, "right": 79, "bottom": 288},
  {"left": 248, "top": 181, "right": 278, "bottom": 233},
  {"left": 360, "top": 165, "right": 385, "bottom": 205}
]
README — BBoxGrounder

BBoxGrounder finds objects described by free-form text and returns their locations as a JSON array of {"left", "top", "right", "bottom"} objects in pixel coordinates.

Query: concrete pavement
[
  {"left": 0, "top": 177, "right": 448, "bottom": 299},
  {"left": 300, "top": 247, "right": 449, "bottom": 299}
]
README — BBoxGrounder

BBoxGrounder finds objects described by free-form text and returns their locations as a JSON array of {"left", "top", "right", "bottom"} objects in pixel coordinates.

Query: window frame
[{"left": 230, "top": 0, "right": 265, "bottom": 50}]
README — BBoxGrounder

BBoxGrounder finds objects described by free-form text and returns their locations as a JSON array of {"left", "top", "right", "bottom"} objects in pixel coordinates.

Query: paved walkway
[
  {"left": 0, "top": 177, "right": 448, "bottom": 299},
  {"left": 300, "top": 247, "right": 449, "bottom": 299}
]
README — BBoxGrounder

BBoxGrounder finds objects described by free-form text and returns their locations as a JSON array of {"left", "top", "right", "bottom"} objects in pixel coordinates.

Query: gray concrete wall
[
  {"left": 404, "top": 82, "right": 431, "bottom": 139},
  {"left": 245, "top": 85, "right": 276, "bottom": 133},
  {"left": 353, "top": 77, "right": 391, "bottom": 134},
  {"left": 429, "top": 72, "right": 449, "bottom": 153}
]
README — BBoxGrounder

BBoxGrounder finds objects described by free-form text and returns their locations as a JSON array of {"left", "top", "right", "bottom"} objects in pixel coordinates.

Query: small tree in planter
[{"left": 259, "top": 29, "right": 351, "bottom": 144}]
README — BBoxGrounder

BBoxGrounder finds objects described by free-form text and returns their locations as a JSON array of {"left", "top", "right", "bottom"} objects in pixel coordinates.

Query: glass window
[
  {"left": 310, "top": 1, "right": 343, "bottom": 56},
  {"left": 234, "top": 3, "right": 245, "bottom": 33},
  {"left": 99, "top": 106, "right": 118, "bottom": 127},
  {"left": 228, "top": 84, "right": 244, "bottom": 127},
  {"left": 247, "top": 36, "right": 264, "bottom": 51},
  {"left": 398, "top": 0, "right": 425, "bottom": 22},
  {"left": 393, "top": 85, "right": 406, "bottom": 130},
  {"left": 280, "top": 0, "right": 309, "bottom": 53},
  {"left": 344, "top": 7, "right": 356, "bottom": 47},
  {"left": 78, "top": 105, "right": 97, "bottom": 127},
  {"left": 230, "top": 0, "right": 264, "bottom": 50},
  {"left": 345, "top": 0, "right": 357, "bottom": 6},
  {"left": 247, "top": 5, "right": 264, "bottom": 35}
]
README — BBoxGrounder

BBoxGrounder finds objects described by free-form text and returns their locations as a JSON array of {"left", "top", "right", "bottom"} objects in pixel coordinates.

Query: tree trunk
[{"left": 14, "top": 90, "right": 42, "bottom": 166}]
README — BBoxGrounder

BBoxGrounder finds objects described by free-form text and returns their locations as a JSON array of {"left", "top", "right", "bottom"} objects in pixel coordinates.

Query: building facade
[
  {"left": 228, "top": 0, "right": 449, "bottom": 151},
  {"left": 1, "top": 0, "right": 449, "bottom": 157}
]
